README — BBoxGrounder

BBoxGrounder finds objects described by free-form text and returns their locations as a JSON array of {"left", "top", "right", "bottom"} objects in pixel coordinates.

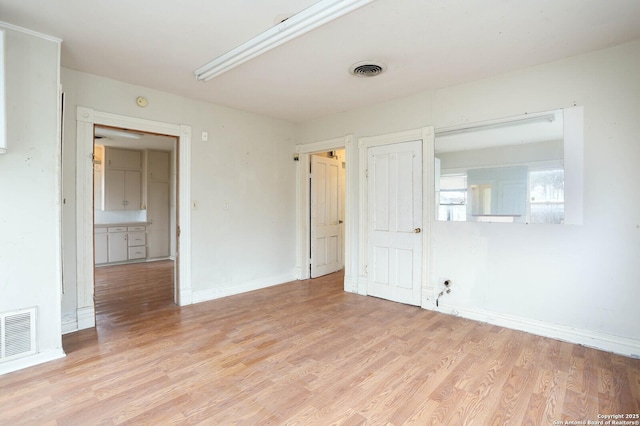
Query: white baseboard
[
  {"left": 0, "top": 349, "right": 66, "bottom": 375},
  {"left": 77, "top": 306, "right": 95, "bottom": 330},
  {"left": 344, "top": 274, "right": 358, "bottom": 293},
  {"left": 178, "top": 287, "right": 193, "bottom": 306},
  {"left": 61, "top": 313, "right": 78, "bottom": 334},
  {"left": 357, "top": 275, "right": 368, "bottom": 295},
  {"left": 192, "top": 271, "right": 297, "bottom": 304},
  {"left": 436, "top": 303, "right": 640, "bottom": 358},
  {"left": 294, "top": 265, "right": 308, "bottom": 280}
]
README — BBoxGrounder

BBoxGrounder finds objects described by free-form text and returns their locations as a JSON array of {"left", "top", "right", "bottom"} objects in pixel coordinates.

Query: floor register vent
[{"left": 0, "top": 307, "right": 37, "bottom": 362}]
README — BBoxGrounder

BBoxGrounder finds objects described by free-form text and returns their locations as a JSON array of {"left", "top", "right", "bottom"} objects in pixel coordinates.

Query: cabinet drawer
[
  {"left": 128, "top": 246, "right": 146, "bottom": 259},
  {"left": 108, "top": 226, "right": 127, "bottom": 233},
  {"left": 94, "top": 227, "right": 108, "bottom": 234},
  {"left": 127, "top": 231, "right": 146, "bottom": 247},
  {"left": 128, "top": 225, "right": 146, "bottom": 232}
]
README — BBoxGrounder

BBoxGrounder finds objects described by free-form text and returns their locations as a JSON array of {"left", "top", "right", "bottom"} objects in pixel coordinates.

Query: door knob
[{"left": 414, "top": 228, "right": 421, "bottom": 233}]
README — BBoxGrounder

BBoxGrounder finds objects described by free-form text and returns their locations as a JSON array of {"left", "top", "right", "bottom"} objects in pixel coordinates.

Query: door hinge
[
  {"left": 365, "top": 264, "right": 368, "bottom": 274},
  {"left": 365, "top": 169, "right": 368, "bottom": 178},
  {"left": 308, "top": 258, "right": 312, "bottom": 265}
]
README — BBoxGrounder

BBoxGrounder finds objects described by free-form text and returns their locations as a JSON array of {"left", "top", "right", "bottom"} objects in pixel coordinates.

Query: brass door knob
[{"left": 414, "top": 228, "right": 421, "bottom": 233}]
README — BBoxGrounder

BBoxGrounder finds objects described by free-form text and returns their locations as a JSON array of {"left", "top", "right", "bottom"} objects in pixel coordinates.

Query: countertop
[{"left": 94, "top": 221, "right": 149, "bottom": 228}]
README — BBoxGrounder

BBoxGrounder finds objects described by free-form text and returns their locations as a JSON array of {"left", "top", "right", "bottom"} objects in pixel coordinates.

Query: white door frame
[
  {"left": 74, "top": 106, "right": 192, "bottom": 330},
  {"left": 358, "top": 127, "right": 435, "bottom": 308},
  {"left": 310, "top": 154, "right": 343, "bottom": 278},
  {"left": 295, "top": 135, "right": 355, "bottom": 290}
]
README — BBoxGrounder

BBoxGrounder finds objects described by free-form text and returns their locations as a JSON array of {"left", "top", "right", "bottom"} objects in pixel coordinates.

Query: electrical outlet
[{"left": 201, "top": 131, "right": 208, "bottom": 142}]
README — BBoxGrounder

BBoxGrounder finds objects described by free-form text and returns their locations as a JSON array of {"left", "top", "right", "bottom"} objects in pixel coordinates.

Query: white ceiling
[
  {"left": 2, "top": 0, "right": 640, "bottom": 123},
  {"left": 94, "top": 126, "right": 176, "bottom": 151}
]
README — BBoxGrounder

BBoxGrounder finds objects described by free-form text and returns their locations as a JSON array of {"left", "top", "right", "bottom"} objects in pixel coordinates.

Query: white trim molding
[
  {"left": 177, "top": 124, "right": 193, "bottom": 306},
  {"left": 0, "top": 349, "right": 65, "bottom": 376},
  {"left": 0, "top": 20, "right": 62, "bottom": 43},
  {"left": 61, "top": 313, "right": 77, "bottom": 335},
  {"left": 295, "top": 135, "right": 355, "bottom": 292},
  {"left": 357, "top": 127, "right": 435, "bottom": 301},
  {"left": 192, "top": 271, "right": 297, "bottom": 304},
  {"left": 73, "top": 107, "right": 193, "bottom": 332},
  {"left": 76, "top": 306, "right": 95, "bottom": 330},
  {"left": 437, "top": 303, "right": 640, "bottom": 358}
]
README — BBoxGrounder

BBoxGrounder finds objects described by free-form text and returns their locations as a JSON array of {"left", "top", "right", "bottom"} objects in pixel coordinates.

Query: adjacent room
[{"left": 1, "top": 0, "right": 639, "bottom": 424}]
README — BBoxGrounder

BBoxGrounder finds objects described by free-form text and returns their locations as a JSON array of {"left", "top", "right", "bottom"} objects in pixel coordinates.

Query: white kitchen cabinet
[
  {"left": 104, "top": 147, "right": 142, "bottom": 211},
  {"left": 128, "top": 246, "right": 146, "bottom": 259},
  {"left": 107, "top": 227, "right": 128, "bottom": 263},
  {"left": 104, "top": 169, "right": 141, "bottom": 210},
  {"left": 147, "top": 182, "right": 170, "bottom": 258},
  {"left": 147, "top": 150, "right": 170, "bottom": 183},
  {"left": 127, "top": 231, "right": 146, "bottom": 247},
  {"left": 127, "top": 227, "right": 146, "bottom": 259},
  {"left": 95, "top": 224, "right": 147, "bottom": 264},
  {"left": 146, "top": 150, "right": 171, "bottom": 259},
  {"left": 106, "top": 148, "right": 141, "bottom": 170},
  {"left": 94, "top": 227, "right": 108, "bottom": 264}
]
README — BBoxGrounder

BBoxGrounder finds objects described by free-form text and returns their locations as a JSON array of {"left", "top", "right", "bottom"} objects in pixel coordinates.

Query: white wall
[
  {"left": 61, "top": 69, "right": 298, "bottom": 325},
  {"left": 297, "top": 40, "right": 640, "bottom": 356},
  {"left": 3, "top": 23, "right": 638, "bottom": 377},
  {"left": 0, "top": 24, "right": 65, "bottom": 372}
]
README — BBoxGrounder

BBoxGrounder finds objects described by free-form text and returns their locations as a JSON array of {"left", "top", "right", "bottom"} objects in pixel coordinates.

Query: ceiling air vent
[{"left": 349, "top": 61, "right": 386, "bottom": 77}]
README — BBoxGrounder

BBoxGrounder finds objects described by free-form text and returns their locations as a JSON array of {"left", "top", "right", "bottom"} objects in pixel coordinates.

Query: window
[
  {"left": 435, "top": 108, "right": 583, "bottom": 224},
  {"left": 529, "top": 167, "right": 564, "bottom": 224},
  {"left": 437, "top": 167, "right": 565, "bottom": 224},
  {"left": 438, "top": 174, "right": 467, "bottom": 221}
]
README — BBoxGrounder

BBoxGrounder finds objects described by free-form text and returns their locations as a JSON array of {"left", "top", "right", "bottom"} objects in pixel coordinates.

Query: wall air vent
[
  {"left": 349, "top": 61, "right": 387, "bottom": 77},
  {"left": 1, "top": 308, "right": 36, "bottom": 362}
]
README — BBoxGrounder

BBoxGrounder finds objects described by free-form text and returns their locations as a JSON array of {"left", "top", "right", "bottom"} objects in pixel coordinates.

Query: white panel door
[
  {"left": 367, "top": 140, "right": 422, "bottom": 305},
  {"left": 311, "top": 155, "right": 342, "bottom": 278}
]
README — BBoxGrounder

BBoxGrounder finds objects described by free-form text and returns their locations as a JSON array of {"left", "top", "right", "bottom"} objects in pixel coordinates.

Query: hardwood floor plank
[
  {"left": 628, "top": 367, "right": 640, "bottom": 412},
  {"left": 486, "top": 365, "right": 537, "bottom": 425},
  {"left": 0, "top": 260, "right": 638, "bottom": 425}
]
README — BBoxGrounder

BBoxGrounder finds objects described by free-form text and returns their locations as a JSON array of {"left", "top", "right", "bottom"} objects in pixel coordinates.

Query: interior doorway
[
  {"left": 295, "top": 135, "right": 353, "bottom": 286},
  {"left": 309, "top": 150, "right": 346, "bottom": 278},
  {"left": 71, "top": 106, "right": 192, "bottom": 332},
  {"left": 92, "top": 126, "right": 178, "bottom": 311}
]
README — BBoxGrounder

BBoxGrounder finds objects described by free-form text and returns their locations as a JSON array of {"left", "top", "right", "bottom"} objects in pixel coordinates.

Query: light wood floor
[{"left": 1, "top": 261, "right": 638, "bottom": 425}]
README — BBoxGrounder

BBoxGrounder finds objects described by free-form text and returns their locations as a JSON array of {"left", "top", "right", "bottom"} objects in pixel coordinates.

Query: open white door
[
  {"left": 311, "top": 154, "right": 343, "bottom": 278},
  {"left": 367, "top": 140, "right": 422, "bottom": 305}
]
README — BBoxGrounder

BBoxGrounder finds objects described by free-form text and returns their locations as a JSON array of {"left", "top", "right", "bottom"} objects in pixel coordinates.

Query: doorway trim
[
  {"left": 357, "top": 127, "right": 435, "bottom": 308},
  {"left": 295, "top": 135, "right": 355, "bottom": 290},
  {"left": 75, "top": 106, "right": 192, "bottom": 330}
]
